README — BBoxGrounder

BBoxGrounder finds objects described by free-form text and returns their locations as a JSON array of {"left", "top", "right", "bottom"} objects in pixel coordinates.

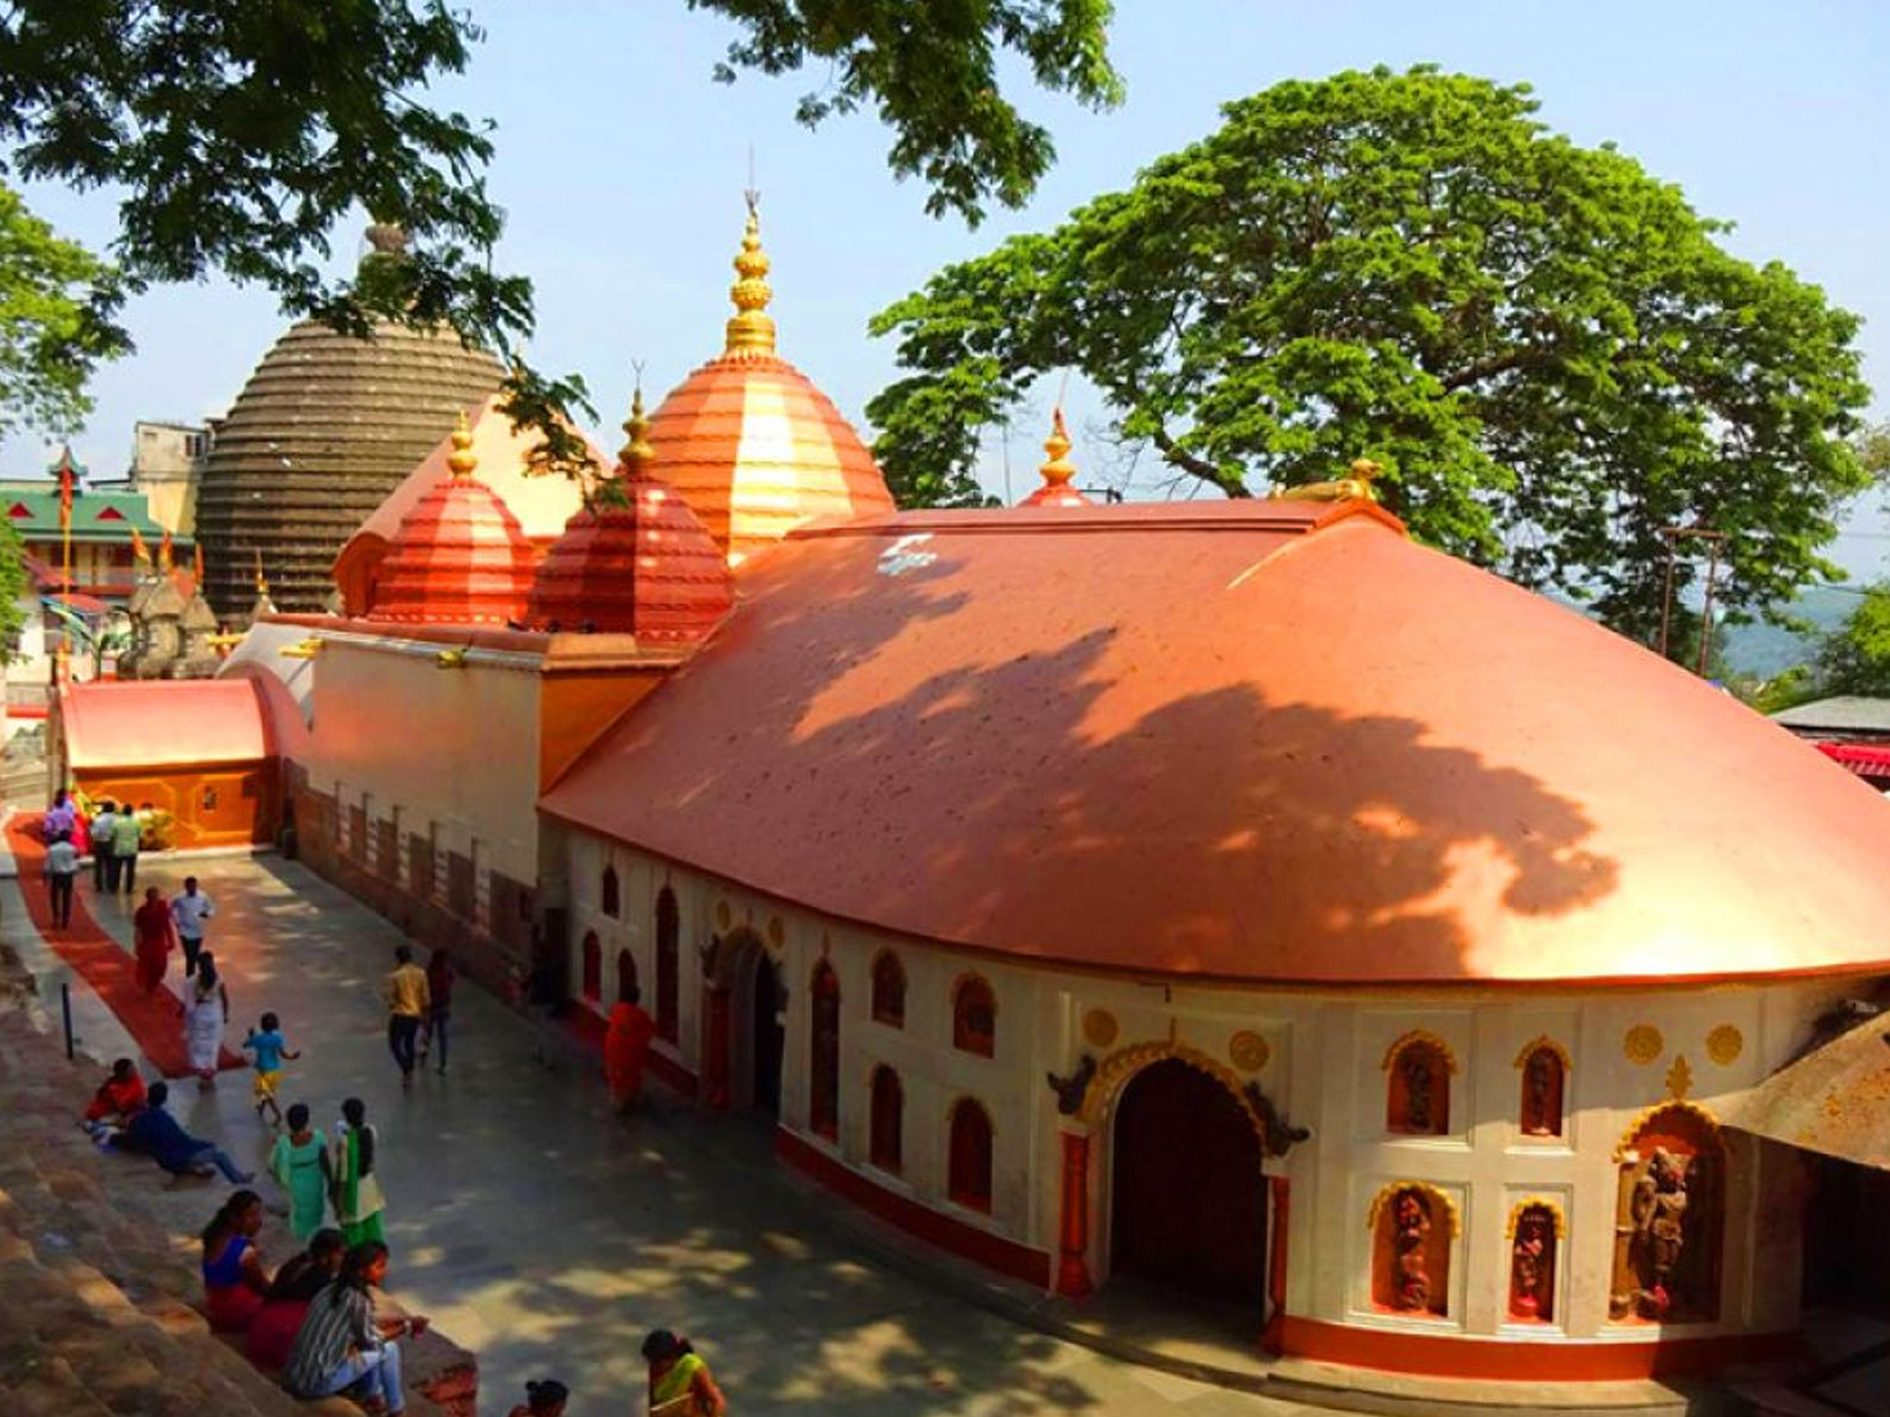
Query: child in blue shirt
[{"left": 242, "top": 1012, "right": 301, "bottom": 1126}]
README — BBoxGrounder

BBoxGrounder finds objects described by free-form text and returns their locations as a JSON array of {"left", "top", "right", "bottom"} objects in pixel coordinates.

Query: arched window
[
  {"left": 655, "top": 887, "right": 679, "bottom": 1042},
  {"left": 1384, "top": 1033, "right": 1453, "bottom": 1135},
  {"left": 601, "top": 864, "right": 620, "bottom": 918},
  {"left": 581, "top": 930, "right": 602, "bottom": 1003},
  {"left": 948, "top": 1099, "right": 994, "bottom": 1212},
  {"left": 952, "top": 975, "right": 997, "bottom": 1057},
  {"left": 1518, "top": 1042, "right": 1568, "bottom": 1138},
  {"left": 869, "top": 1066, "right": 903, "bottom": 1173},
  {"left": 809, "top": 962, "right": 841, "bottom": 1140},
  {"left": 616, "top": 948, "right": 637, "bottom": 1004},
  {"left": 871, "top": 951, "right": 906, "bottom": 1028}
]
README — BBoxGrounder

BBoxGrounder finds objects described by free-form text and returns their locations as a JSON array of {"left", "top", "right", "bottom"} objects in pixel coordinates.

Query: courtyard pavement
[{"left": 3, "top": 849, "right": 1324, "bottom": 1417}]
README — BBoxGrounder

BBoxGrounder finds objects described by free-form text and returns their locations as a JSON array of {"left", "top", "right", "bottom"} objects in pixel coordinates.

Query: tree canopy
[
  {"left": 1816, "top": 583, "right": 1890, "bottom": 696},
  {"left": 868, "top": 67, "right": 1874, "bottom": 642},
  {"left": 0, "top": 180, "right": 126, "bottom": 438}
]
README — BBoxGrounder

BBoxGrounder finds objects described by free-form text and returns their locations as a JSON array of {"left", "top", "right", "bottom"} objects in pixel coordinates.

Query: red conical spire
[{"left": 526, "top": 388, "right": 733, "bottom": 642}]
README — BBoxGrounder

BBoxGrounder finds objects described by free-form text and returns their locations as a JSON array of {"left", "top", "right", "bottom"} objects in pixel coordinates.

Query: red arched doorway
[{"left": 1110, "top": 1057, "right": 1266, "bottom": 1304}]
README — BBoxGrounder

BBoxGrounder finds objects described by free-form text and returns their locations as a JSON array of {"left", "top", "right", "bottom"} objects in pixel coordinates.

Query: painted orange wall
[
  {"left": 538, "top": 668, "right": 668, "bottom": 789},
  {"left": 75, "top": 759, "right": 277, "bottom": 849}
]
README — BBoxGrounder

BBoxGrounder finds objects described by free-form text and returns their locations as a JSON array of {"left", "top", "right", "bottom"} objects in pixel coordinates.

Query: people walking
[
  {"left": 43, "top": 830, "right": 80, "bottom": 929},
  {"left": 113, "top": 802, "right": 144, "bottom": 895},
  {"left": 269, "top": 1103, "right": 331, "bottom": 1241},
  {"left": 184, "top": 949, "right": 230, "bottom": 1087},
  {"left": 124, "top": 1081, "right": 254, "bottom": 1184},
  {"left": 90, "top": 800, "right": 117, "bottom": 892},
  {"left": 133, "top": 886, "right": 177, "bottom": 996},
  {"left": 329, "top": 1098, "right": 386, "bottom": 1248},
  {"left": 44, "top": 789, "right": 77, "bottom": 840},
  {"left": 171, "top": 875, "right": 216, "bottom": 978},
  {"left": 418, "top": 947, "right": 454, "bottom": 1075},
  {"left": 279, "top": 1240, "right": 427, "bottom": 1413},
  {"left": 643, "top": 1330, "right": 727, "bottom": 1416},
  {"left": 383, "top": 946, "right": 430, "bottom": 1087},
  {"left": 605, "top": 985, "right": 656, "bottom": 1115},
  {"left": 243, "top": 1010, "right": 300, "bottom": 1126}
]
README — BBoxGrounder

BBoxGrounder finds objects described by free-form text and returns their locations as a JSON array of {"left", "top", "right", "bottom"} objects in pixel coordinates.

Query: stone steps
[{"left": 0, "top": 989, "right": 474, "bottom": 1417}]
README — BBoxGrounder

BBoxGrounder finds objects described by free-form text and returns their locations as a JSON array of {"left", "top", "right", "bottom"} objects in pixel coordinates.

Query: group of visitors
[
  {"left": 261, "top": 1094, "right": 388, "bottom": 1247},
  {"left": 40, "top": 788, "right": 150, "bottom": 928}
]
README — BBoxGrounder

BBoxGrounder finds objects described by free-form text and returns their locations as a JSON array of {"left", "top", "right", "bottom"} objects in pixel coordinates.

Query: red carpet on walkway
[{"left": 7, "top": 813, "right": 243, "bottom": 1078}]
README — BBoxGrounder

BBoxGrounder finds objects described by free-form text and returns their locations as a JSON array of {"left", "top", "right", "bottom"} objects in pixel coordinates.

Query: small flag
[
  {"left": 159, "top": 530, "right": 174, "bottom": 570},
  {"left": 130, "top": 527, "right": 149, "bottom": 564},
  {"left": 194, "top": 542, "right": 205, "bottom": 584},
  {"left": 57, "top": 461, "right": 73, "bottom": 533}
]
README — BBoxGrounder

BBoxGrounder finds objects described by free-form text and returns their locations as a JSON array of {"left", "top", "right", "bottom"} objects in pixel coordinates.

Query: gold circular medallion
[
  {"left": 1082, "top": 1009, "right": 1119, "bottom": 1050},
  {"left": 714, "top": 899, "right": 733, "bottom": 932},
  {"left": 1230, "top": 1030, "right": 1271, "bottom": 1072},
  {"left": 1623, "top": 1024, "right": 1664, "bottom": 1066},
  {"left": 1706, "top": 1024, "right": 1744, "bottom": 1066}
]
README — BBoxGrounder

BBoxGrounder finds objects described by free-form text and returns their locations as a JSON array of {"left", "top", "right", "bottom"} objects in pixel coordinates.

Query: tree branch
[{"left": 1151, "top": 423, "right": 1249, "bottom": 497}]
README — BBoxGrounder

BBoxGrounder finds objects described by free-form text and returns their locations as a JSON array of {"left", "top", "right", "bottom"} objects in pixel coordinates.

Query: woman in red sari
[
  {"left": 133, "top": 886, "right": 176, "bottom": 995},
  {"left": 604, "top": 985, "right": 656, "bottom": 1114}
]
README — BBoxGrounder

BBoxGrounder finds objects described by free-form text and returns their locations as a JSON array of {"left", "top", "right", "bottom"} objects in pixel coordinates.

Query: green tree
[
  {"left": 868, "top": 67, "right": 1874, "bottom": 642},
  {"left": 0, "top": 515, "right": 24, "bottom": 659},
  {"left": 1816, "top": 583, "right": 1890, "bottom": 696},
  {"left": 0, "top": 180, "right": 127, "bottom": 438}
]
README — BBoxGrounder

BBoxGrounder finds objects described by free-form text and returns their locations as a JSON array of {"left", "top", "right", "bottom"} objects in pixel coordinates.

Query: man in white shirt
[
  {"left": 43, "top": 833, "right": 80, "bottom": 929},
  {"left": 170, "top": 876, "right": 215, "bottom": 978},
  {"left": 90, "top": 802, "right": 117, "bottom": 892}
]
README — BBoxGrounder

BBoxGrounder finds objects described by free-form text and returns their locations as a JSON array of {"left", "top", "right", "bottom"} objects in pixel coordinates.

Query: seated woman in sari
[
  {"left": 201, "top": 1190, "right": 271, "bottom": 1332},
  {"left": 643, "top": 1330, "right": 727, "bottom": 1416},
  {"left": 247, "top": 1228, "right": 345, "bottom": 1371}
]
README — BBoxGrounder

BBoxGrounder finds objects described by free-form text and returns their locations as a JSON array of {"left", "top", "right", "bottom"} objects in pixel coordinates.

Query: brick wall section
[{"left": 287, "top": 767, "right": 536, "bottom": 999}]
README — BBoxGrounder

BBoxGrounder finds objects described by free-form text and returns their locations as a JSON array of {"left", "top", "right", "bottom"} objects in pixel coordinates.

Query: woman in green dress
[
  {"left": 643, "top": 1330, "right": 726, "bottom": 1415},
  {"left": 268, "top": 1103, "right": 330, "bottom": 1241},
  {"left": 329, "top": 1096, "right": 386, "bottom": 1247}
]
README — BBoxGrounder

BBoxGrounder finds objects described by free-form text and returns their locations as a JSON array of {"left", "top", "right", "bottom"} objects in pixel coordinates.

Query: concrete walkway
[{"left": 4, "top": 852, "right": 1326, "bottom": 1417}]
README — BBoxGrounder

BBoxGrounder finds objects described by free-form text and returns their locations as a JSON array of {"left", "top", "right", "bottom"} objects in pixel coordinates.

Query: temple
[{"left": 52, "top": 203, "right": 1890, "bottom": 1392}]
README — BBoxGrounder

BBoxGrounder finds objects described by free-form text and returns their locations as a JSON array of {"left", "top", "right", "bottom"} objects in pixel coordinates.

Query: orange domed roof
[
  {"left": 1018, "top": 409, "right": 1092, "bottom": 508},
  {"left": 543, "top": 497, "right": 1890, "bottom": 988},
  {"left": 366, "top": 414, "right": 537, "bottom": 626},
  {"left": 527, "top": 391, "right": 733, "bottom": 641},
  {"left": 647, "top": 202, "right": 894, "bottom": 568}
]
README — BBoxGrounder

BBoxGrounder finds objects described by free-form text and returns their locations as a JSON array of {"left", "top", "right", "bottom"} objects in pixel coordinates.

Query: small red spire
[
  {"left": 527, "top": 388, "right": 733, "bottom": 641},
  {"left": 367, "top": 411, "right": 538, "bottom": 625}
]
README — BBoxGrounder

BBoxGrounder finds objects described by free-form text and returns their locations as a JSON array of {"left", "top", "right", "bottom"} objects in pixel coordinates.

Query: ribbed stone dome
[{"left": 194, "top": 309, "right": 504, "bottom": 617}]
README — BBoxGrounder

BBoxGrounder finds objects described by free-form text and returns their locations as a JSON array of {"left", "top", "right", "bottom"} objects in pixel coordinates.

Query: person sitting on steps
[{"left": 123, "top": 1081, "right": 254, "bottom": 1185}]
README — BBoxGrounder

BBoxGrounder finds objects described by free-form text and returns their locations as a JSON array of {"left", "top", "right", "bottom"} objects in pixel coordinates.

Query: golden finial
[
  {"left": 448, "top": 409, "right": 478, "bottom": 479},
  {"left": 1040, "top": 408, "right": 1077, "bottom": 489},
  {"left": 254, "top": 548, "right": 268, "bottom": 594},
  {"left": 618, "top": 384, "right": 657, "bottom": 474},
  {"left": 724, "top": 189, "right": 776, "bottom": 356}
]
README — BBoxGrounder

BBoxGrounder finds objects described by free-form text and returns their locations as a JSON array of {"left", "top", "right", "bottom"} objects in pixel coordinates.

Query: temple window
[
  {"left": 1508, "top": 1202, "right": 1561, "bottom": 1323},
  {"left": 581, "top": 930, "right": 602, "bottom": 1003},
  {"left": 1609, "top": 1104, "right": 1725, "bottom": 1324},
  {"left": 1517, "top": 1040, "right": 1569, "bottom": 1138},
  {"left": 1384, "top": 1031, "right": 1454, "bottom": 1135},
  {"left": 1369, "top": 1182, "right": 1454, "bottom": 1316},
  {"left": 948, "top": 1099, "right": 994, "bottom": 1213},
  {"left": 952, "top": 976, "right": 997, "bottom": 1058},
  {"left": 871, "top": 950, "right": 907, "bottom": 1028},
  {"left": 601, "top": 864, "right": 620, "bottom": 918},
  {"left": 809, "top": 961, "right": 841, "bottom": 1141},
  {"left": 869, "top": 1065, "right": 903, "bottom": 1174},
  {"left": 616, "top": 948, "right": 637, "bottom": 1005},
  {"left": 655, "top": 887, "right": 679, "bottom": 1042}
]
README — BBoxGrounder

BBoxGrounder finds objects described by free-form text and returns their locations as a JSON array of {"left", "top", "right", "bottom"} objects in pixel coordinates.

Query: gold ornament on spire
[
  {"left": 1279, "top": 457, "right": 1383, "bottom": 504},
  {"left": 724, "top": 190, "right": 776, "bottom": 356},
  {"left": 1040, "top": 408, "right": 1077, "bottom": 490},
  {"left": 254, "top": 548, "right": 269, "bottom": 594},
  {"left": 448, "top": 410, "right": 478, "bottom": 479},
  {"left": 619, "top": 385, "right": 657, "bottom": 474}
]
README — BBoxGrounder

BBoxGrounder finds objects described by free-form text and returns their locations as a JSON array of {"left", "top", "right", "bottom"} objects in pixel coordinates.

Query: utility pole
[{"left": 1656, "top": 526, "right": 1730, "bottom": 676}]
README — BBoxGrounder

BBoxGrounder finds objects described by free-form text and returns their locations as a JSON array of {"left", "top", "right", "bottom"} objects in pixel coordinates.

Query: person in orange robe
[
  {"left": 133, "top": 886, "right": 177, "bottom": 995},
  {"left": 604, "top": 985, "right": 657, "bottom": 1114}
]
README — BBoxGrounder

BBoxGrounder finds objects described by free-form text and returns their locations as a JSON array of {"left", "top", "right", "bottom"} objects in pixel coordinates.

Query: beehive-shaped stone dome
[{"left": 193, "top": 227, "right": 505, "bottom": 616}]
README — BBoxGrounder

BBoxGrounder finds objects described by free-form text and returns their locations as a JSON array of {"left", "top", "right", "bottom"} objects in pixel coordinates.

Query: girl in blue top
[{"left": 243, "top": 1011, "right": 300, "bottom": 1126}]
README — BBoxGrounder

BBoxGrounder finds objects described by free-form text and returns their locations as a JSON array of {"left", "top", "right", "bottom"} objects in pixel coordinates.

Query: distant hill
[{"left": 1720, "top": 585, "right": 1859, "bottom": 678}]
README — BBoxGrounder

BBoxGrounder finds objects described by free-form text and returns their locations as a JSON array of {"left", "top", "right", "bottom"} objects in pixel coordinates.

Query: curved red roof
[
  {"left": 60, "top": 679, "right": 280, "bottom": 769},
  {"left": 539, "top": 501, "right": 1890, "bottom": 986}
]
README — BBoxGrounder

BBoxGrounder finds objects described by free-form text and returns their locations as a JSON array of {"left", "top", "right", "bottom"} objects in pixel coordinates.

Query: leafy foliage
[
  {"left": 869, "top": 67, "right": 1874, "bottom": 640},
  {"left": 0, "top": 513, "right": 24, "bottom": 657},
  {"left": 695, "top": 0, "right": 1122, "bottom": 222},
  {"left": 0, "top": 180, "right": 127, "bottom": 437},
  {"left": 1817, "top": 583, "right": 1890, "bottom": 696}
]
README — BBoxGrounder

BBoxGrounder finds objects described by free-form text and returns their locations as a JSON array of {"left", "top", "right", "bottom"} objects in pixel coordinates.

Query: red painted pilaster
[
  {"left": 1263, "top": 1174, "right": 1290, "bottom": 1353},
  {"left": 1055, "top": 1129, "right": 1094, "bottom": 1298},
  {"left": 704, "top": 985, "right": 732, "bottom": 1109}
]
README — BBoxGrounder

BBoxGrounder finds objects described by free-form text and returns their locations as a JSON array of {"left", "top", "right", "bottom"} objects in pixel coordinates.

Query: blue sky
[{"left": 10, "top": 0, "right": 1890, "bottom": 573}]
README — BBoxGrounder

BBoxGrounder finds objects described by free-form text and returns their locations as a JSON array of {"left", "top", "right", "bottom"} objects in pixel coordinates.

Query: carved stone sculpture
[
  {"left": 1401, "top": 1050, "right": 1435, "bottom": 1131},
  {"left": 1622, "top": 1147, "right": 1690, "bottom": 1319},
  {"left": 1391, "top": 1189, "right": 1432, "bottom": 1312},
  {"left": 1510, "top": 1211, "right": 1550, "bottom": 1319},
  {"left": 1522, "top": 1049, "right": 1560, "bottom": 1136},
  {"left": 1045, "top": 1054, "right": 1096, "bottom": 1115}
]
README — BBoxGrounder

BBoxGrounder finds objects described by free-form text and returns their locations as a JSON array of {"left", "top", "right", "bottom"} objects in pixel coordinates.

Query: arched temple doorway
[
  {"left": 1110, "top": 1057, "right": 1267, "bottom": 1304},
  {"left": 702, "top": 929, "right": 785, "bottom": 1114}
]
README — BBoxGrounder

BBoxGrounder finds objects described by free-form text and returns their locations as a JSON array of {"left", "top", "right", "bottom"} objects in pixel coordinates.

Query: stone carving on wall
[
  {"left": 1367, "top": 1181, "right": 1456, "bottom": 1317},
  {"left": 1241, "top": 1080, "right": 1311, "bottom": 1157},
  {"left": 1609, "top": 1102, "right": 1723, "bottom": 1324},
  {"left": 1519, "top": 1044, "right": 1567, "bottom": 1137},
  {"left": 1045, "top": 1054, "right": 1097, "bottom": 1115},
  {"left": 1508, "top": 1203, "right": 1559, "bottom": 1321},
  {"left": 1383, "top": 1030, "right": 1455, "bottom": 1135}
]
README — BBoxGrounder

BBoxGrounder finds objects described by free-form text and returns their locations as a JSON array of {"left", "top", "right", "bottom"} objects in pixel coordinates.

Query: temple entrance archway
[
  {"left": 1109, "top": 1057, "right": 1267, "bottom": 1305},
  {"left": 702, "top": 928, "right": 784, "bottom": 1114}
]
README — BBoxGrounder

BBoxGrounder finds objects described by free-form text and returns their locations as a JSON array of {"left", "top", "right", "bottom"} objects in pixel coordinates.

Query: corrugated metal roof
[
  {"left": 1772, "top": 696, "right": 1890, "bottom": 735},
  {"left": 1719, "top": 1016, "right": 1890, "bottom": 1171}
]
